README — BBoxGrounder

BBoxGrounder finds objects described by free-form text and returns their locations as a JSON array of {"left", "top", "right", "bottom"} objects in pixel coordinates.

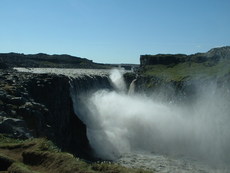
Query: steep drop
[{"left": 79, "top": 69, "right": 230, "bottom": 170}]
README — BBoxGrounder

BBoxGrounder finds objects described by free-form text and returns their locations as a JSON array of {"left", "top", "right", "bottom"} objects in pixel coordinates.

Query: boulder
[
  {"left": 0, "top": 117, "right": 32, "bottom": 139},
  {"left": 0, "top": 154, "right": 14, "bottom": 171},
  {"left": 0, "top": 111, "right": 7, "bottom": 117},
  {"left": 8, "top": 97, "right": 26, "bottom": 106}
]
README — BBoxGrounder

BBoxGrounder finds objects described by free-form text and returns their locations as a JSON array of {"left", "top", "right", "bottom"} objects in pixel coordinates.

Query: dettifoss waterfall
[
  {"left": 15, "top": 68, "right": 230, "bottom": 173},
  {"left": 75, "top": 69, "right": 230, "bottom": 173}
]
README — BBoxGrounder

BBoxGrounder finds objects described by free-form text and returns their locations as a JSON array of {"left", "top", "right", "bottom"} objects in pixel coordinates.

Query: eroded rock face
[
  {"left": 140, "top": 54, "right": 187, "bottom": 66},
  {"left": 0, "top": 69, "right": 111, "bottom": 160},
  {"left": 0, "top": 70, "right": 50, "bottom": 139},
  {"left": 25, "top": 74, "right": 93, "bottom": 159},
  {"left": 0, "top": 117, "right": 32, "bottom": 139}
]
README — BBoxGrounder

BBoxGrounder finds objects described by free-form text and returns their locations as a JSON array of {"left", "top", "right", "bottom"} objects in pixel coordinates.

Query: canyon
[{"left": 0, "top": 46, "right": 230, "bottom": 172}]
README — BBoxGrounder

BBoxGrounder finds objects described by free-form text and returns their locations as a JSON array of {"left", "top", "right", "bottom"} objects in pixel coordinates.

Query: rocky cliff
[
  {"left": 140, "top": 46, "right": 230, "bottom": 66},
  {"left": 0, "top": 69, "right": 112, "bottom": 160},
  {"left": 1, "top": 46, "right": 230, "bottom": 164},
  {"left": 126, "top": 46, "right": 230, "bottom": 104}
]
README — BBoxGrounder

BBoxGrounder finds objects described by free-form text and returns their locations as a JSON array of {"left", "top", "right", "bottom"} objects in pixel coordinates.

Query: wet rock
[
  {"left": 26, "top": 74, "right": 93, "bottom": 159},
  {"left": 0, "top": 111, "right": 8, "bottom": 117},
  {"left": 0, "top": 94, "right": 12, "bottom": 103},
  {"left": 0, "top": 69, "right": 101, "bottom": 160},
  {"left": 0, "top": 62, "right": 8, "bottom": 69},
  {"left": 0, "top": 117, "right": 32, "bottom": 139},
  {"left": 9, "top": 97, "right": 26, "bottom": 106},
  {"left": 0, "top": 100, "right": 4, "bottom": 110},
  {"left": 0, "top": 92, "right": 6, "bottom": 101},
  {"left": 17, "top": 102, "right": 51, "bottom": 138}
]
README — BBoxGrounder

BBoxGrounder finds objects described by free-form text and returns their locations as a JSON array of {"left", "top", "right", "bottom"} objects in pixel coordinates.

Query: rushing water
[
  {"left": 15, "top": 68, "right": 230, "bottom": 173},
  {"left": 116, "top": 152, "right": 230, "bottom": 173},
  {"left": 83, "top": 69, "right": 230, "bottom": 172},
  {"left": 14, "top": 67, "right": 111, "bottom": 77}
]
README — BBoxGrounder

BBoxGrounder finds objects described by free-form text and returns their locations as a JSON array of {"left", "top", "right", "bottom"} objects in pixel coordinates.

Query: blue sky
[{"left": 0, "top": 0, "right": 230, "bottom": 64}]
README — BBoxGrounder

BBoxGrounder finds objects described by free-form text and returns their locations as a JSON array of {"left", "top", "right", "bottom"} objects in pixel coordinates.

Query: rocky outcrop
[
  {"left": 140, "top": 54, "right": 187, "bottom": 66},
  {"left": 0, "top": 117, "right": 32, "bottom": 139},
  {"left": 24, "top": 74, "right": 94, "bottom": 159},
  {"left": 0, "top": 70, "right": 50, "bottom": 139}
]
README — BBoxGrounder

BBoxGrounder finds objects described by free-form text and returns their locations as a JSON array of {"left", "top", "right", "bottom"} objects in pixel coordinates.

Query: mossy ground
[{"left": 0, "top": 135, "right": 152, "bottom": 173}]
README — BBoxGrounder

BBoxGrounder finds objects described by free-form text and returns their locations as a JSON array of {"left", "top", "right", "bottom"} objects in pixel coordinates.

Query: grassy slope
[
  {"left": 0, "top": 135, "right": 152, "bottom": 173},
  {"left": 141, "top": 58, "right": 230, "bottom": 82}
]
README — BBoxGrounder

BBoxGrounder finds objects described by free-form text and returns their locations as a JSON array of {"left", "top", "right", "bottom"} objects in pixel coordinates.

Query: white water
[
  {"left": 82, "top": 69, "right": 230, "bottom": 172},
  {"left": 109, "top": 69, "right": 127, "bottom": 92},
  {"left": 14, "top": 67, "right": 111, "bottom": 77},
  {"left": 14, "top": 68, "right": 230, "bottom": 172}
]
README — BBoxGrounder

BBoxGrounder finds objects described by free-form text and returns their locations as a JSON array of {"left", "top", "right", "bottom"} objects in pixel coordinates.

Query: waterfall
[
  {"left": 74, "top": 70, "right": 230, "bottom": 168},
  {"left": 109, "top": 68, "right": 127, "bottom": 93},
  {"left": 69, "top": 75, "right": 112, "bottom": 124},
  {"left": 128, "top": 79, "right": 136, "bottom": 95},
  {"left": 68, "top": 69, "right": 230, "bottom": 173}
]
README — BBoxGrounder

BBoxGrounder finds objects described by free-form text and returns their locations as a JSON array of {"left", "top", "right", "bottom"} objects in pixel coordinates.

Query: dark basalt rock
[
  {"left": 0, "top": 69, "right": 94, "bottom": 160},
  {"left": 0, "top": 154, "right": 14, "bottom": 171},
  {"left": 0, "top": 117, "right": 32, "bottom": 139},
  {"left": 140, "top": 54, "right": 187, "bottom": 66},
  {"left": 25, "top": 74, "right": 93, "bottom": 159},
  {"left": 0, "top": 62, "right": 8, "bottom": 69}
]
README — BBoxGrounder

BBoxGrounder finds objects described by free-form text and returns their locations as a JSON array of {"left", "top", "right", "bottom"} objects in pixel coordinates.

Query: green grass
[
  {"left": 141, "top": 59, "right": 230, "bottom": 82},
  {"left": 0, "top": 134, "right": 23, "bottom": 146},
  {"left": 0, "top": 135, "right": 153, "bottom": 173},
  {"left": 8, "top": 162, "right": 40, "bottom": 173}
]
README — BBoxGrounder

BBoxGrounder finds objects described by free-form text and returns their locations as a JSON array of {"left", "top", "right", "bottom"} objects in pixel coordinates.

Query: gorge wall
[
  {"left": 0, "top": 69, "right": 112, "bottom": 160},
  {"left": 140, "top": 46, "right": 230, "bottom": 66},
  {"left": 1, "top": 46, "right": 230, "bottom": 172}
]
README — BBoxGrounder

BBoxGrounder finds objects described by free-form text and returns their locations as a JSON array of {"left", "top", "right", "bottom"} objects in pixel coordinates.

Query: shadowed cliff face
[
  {"left": 25, "top": 74, "right": 93, "bottom": 159},
  {"left": 70, "top": 75, "right": 111, "bottom": 124},
  {"left": 0, "top": 69, "right": 113, "bottom": 160}
]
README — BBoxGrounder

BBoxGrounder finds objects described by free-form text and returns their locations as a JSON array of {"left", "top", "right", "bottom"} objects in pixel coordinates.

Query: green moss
[
  {"left": 0, "top": 134, "right": 23, "bottom": 147},
  {"left": 34, "top": 138, "right": 60, "bottom": 152},
  {"left": 8, "top": 162, "right": 39, "bottom": 173},
  {"left": 0, "top": 135, "right": 154, "bottom": 173}
]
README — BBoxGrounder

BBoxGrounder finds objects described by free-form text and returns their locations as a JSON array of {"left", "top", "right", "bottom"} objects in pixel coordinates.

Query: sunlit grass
[{"left": 141, "top": 59, "right": 230, "bottom": 82}]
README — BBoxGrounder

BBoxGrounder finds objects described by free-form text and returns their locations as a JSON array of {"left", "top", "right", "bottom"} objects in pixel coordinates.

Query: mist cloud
[{"left": 81, "top": 70, "right": 230, "bottom": 165}]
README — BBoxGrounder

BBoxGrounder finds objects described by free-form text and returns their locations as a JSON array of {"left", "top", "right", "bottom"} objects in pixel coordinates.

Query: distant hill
[
  {"left": 139, "top": 46, "right": 230, "bottom": 81},
  {"left": 140, "top": 46, "right": 230, "bottom": 66},
  {"left": 0, "top": 53, "right": 110, "bottom": 69}
]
